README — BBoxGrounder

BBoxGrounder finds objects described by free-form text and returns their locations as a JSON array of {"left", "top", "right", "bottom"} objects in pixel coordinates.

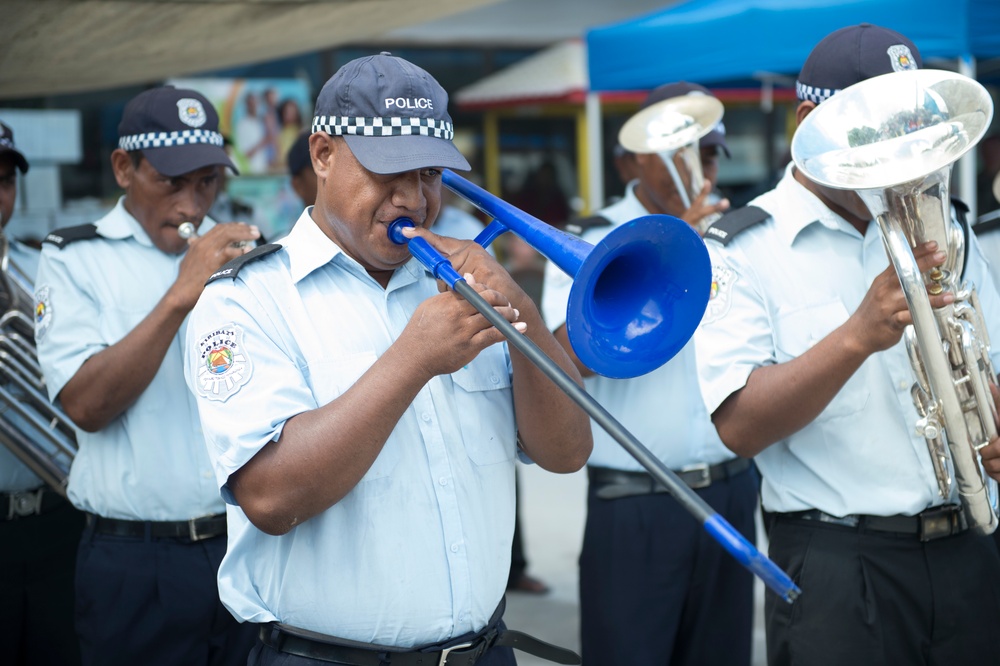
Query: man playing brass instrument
[
  {"left": 0, "top": 120, "right": 85, "bottom": 666},
  {"left": 695, "top": 24, "right": 1000, "bottom": 665},
  {"left": 33, "top": 87, "right": 259, "bottom": 665},
  {"left": 542, "top": 85, "right": 756, "bottom": 666},
  {"left": 183, "top": 53, "right": 591, "bottom": 666}
]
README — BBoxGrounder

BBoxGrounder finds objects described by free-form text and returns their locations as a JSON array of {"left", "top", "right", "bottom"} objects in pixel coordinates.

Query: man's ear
[
  {"left": 110, "top": 149, "right": 135, "bottom": 190},
  {"left": 795, "top": 100, "right": 817, "bottom": 126},
  {"left": 310, "top": 133, "right": 334, "bottom": 182}
]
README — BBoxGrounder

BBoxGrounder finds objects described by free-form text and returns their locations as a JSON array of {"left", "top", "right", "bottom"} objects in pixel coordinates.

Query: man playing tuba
[{"left": 695, "top": 24, "right": 1000, "bottom": 665}]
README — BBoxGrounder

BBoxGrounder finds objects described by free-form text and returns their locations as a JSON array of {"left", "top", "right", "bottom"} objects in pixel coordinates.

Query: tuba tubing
[
  {"left": 387, "top": 215, "right": 801, "bottom": 603},
  {"left": 792, "top": 68, "right": 999, "bottom": 534},
  {"left": 0, "top": 232, "right": 77, "bottom": 497}
]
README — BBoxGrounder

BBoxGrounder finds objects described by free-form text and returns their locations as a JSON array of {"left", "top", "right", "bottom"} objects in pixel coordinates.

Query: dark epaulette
[
  {"left": 206, "top": 243, "right": 282, "bottom": 285},
  {"left": 564, "top": 215, "right": 612, "bottom": 237},
  {"left": 975, "top": 213, "right": 1000, "bottom": 236},
  {"left": 42, "top": 224, "right": 99, "bottom": 249},
  {"left": 703, "top": 206, "right": 770, "bottom": 246}
]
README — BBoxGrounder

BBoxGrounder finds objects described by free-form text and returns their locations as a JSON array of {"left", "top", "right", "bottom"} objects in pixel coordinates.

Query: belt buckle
[
  {"left": 7, "top": 489, "right": 43, "bottom": 519},
  {"left": 919, "top": 506, "right": 959, "bottom": 542},
  {"left": 438, "top": 641, "right": 474, "bottom": 666},
  {"left": 188, "top": 516, "right": 212, "bottom": 542},
  {"left": 679, "top": 464, "right": 711, "bottom": 489}
]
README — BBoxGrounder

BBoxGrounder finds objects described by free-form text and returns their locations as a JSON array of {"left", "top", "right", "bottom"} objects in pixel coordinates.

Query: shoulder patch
[
  {"left": 564, "top": 215, "right": 612, "bottom": 237},
  {"left": 42, "top": 224, "right": 99, "bottom": 249},
  {"left": 206, "top": 243, "right": 282, "bottom": 285},
  {"left": 703, "top": 206, "right": 770, "bottom": 246}
]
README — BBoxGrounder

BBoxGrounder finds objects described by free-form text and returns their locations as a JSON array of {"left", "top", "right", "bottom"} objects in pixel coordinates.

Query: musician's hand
[
  {"left": 681, "top": 180, "right": 729, "bottom": 230},
  {"left": 170, "top": 222, "right": 260, "bottom": 310},
  {"left": 400, "top": 225, "right": 533, "bottom": 313},
  {"left": 396, "top": 273, "right": 522, "bottom": 379},
  {"left": 843, "top": 241, "right": 952, "bottom": 356}
]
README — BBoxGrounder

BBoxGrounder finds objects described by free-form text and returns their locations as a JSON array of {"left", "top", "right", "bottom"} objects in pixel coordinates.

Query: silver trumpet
[
  {"left": 793, "top": 69, "right": 999, "bottom": 535},
  {"left": 179, "top": 221, "right": 252, "bottom": 249},
  {"left": 0, "top": 230, "right": 77, "bottom": 496},
  {"left": 618, "top": 92, "right": 724, "bottom": 233}
]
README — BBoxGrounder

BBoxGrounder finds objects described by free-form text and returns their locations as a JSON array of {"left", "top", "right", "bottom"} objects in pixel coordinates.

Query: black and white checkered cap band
[
  {"left": 312, "top": 116, "right": 454, "bottom": 140},
  {"left": 796, "top": 81, "right": 840, "bottom": 104},
  {"left": 118, "top": 129, "right": 224, "bottom": 152}
]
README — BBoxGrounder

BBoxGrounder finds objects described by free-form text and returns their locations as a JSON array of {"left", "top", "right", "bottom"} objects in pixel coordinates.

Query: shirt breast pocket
[
  {"left": 451, "top": 345, "right": 516, "bottom": 466},
  {"left": 774, "top": 301, "right": 870, "bottom": 420},
  {"left": 308, "top": 353, "right": 400, "bottom": 480}
]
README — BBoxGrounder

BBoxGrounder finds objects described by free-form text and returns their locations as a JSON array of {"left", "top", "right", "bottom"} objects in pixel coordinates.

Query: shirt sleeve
[
  {"left": 694, "top": 242, "right": 776, "bottom": 415},
  {"left": 186, "top": 276, "right": 316, "bottom": 502},
  {"left": 33, "top": 246, "right": 106, "bottom": 402}
]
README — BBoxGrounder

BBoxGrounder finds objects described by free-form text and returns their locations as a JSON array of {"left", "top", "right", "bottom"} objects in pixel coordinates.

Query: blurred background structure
[{"left": 5, "top": 0, "right": 997, "bottom": 245}]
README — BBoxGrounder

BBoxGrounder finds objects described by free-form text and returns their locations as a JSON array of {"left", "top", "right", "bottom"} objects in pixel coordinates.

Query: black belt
[
  {"left": 775, "top": 505, "right": 968, "bottom": 542},
  {"left": 589, "top": 457, "right": 751, "bottom": 500},
  {"left": 85, "top": 512, "right": 227, "bottom": 541},
  {"left": 1, "top": 486, "right": 66, "bottom": 520},
  {"left": 258, "top": 600, "right": 580, "bottom": 666}
]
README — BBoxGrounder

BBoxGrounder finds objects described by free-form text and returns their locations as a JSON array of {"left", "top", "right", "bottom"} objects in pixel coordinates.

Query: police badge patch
[
  {"left": 34, "top": 285, "right": 52, "bottom": 340},
  {"left": 196, "top": 324, "right": 253, "bottom": 402},
  {"left": 177, "top": 98, "right": 208, "bottom": 128},
  {"left": 702, "top": 264, "right": 738, "bottom": 325},
  {"left": 887, "top": 44, "right": 918, "bottom": 72}
]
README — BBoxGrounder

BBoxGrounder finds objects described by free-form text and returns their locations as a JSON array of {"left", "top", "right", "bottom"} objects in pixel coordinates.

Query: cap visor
[
  {"left": 142, "top": 144, "right": 239, "bottom": 177},
  {"left": 700, "top": 132, "right": 731, "bottom": 159},
  {"left": 0, "top": 148, "right": 29, "bottom": 173},
  {"left": 344, "top": 134, "right": 470, "bottom": 175}
]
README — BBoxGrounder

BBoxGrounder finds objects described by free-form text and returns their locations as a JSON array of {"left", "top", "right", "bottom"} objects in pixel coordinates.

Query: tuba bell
[
  {"left": 0, "top": 229, "right": 77, "bottom": 496},
  {"left": 618, "top": 92, "right": 724, "bottom": 233},
  {"left": 792, "top": 68, "right": 998, "bottom": 535}
]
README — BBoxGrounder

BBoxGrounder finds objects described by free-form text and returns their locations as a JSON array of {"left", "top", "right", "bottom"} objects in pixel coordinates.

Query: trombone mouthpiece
[{"left": 178, "top": 222, "right": 196, "bottom": 239}]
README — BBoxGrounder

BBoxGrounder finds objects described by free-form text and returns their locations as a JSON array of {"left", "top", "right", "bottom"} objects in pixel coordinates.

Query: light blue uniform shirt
[
  {"left": 185, "top": 209, "right": 517, "bottom": 645},
  {"left": 33, "top": 198, "right": 223, "bottom": 520},
  {"left": 0, "top": 239, "right": 45, "bottom": 491},
  {"left": 695, "top": 165, "right": 1000, "bottom": 516},
  {"left": 540, "top": 184, "right": 734, "bottom": 471}
]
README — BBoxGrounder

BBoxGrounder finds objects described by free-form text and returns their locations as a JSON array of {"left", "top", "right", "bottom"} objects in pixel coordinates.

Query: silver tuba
[
  {"left": 618, "top": 92, "right": 724, "bottom": 233},
  {"left": 792, "top": 68, "right": 998, "bottom": 535},
  {"left": 0, "top": 229, "right": 77, "bottom": 496}
]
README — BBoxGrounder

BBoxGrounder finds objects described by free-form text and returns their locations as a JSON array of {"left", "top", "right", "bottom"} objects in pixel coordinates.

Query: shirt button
[
  {"left": 421, "top": 412, "right": 432, "bottom": 422},
  {"left": 439, "top": 477, "right": 448, "bottom": 486},
  {"left": 898, "top": 380, "right": 909, "bottom": 390},
  {"left": 490, "top": 374, "right": 499, "bottom": 384},
  {"left": 450, "top": 543, "right": 459, "bottom": 552},
  {"left": 202, "top": 471, "right": 213, "bottom": 479}
]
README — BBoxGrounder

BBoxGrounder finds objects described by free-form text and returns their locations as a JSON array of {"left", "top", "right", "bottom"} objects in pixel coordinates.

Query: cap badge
[
  {"left": 177, "top": 98, "right": 208, "bottom": 128},
  {"left": 887, "top": 45, "right": 918, "bottom": 72},
  {"left": 195, "top": 324, "right": 253, "bottom": 402}
]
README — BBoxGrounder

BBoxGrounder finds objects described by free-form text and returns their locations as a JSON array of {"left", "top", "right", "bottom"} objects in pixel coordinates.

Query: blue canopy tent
[{"left": 582, "top": 0, "right": 1000, "bottom": 212}]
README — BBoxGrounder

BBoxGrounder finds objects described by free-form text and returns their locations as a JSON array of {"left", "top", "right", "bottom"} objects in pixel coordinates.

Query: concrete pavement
[{"left": 502, "top": 461, "right": 768, "bottom": 666}]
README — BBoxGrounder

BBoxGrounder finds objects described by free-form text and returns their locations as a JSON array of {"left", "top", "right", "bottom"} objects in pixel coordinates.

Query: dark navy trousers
[
  {"left": 579, "top": 465, "right": 758, "bottom": 666},
  {"left": 75, "top": 523, "right": 256, "bottom": 666}
]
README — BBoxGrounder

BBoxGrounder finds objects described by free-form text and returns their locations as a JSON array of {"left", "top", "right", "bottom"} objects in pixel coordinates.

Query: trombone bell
[{"left": 439, "top": 170, "right": 711, "bottom": 379}]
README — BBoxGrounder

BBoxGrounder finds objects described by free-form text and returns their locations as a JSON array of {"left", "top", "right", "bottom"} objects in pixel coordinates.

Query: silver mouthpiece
[{"left": 178, "top": 222, "right": 196, "bottom": 239}]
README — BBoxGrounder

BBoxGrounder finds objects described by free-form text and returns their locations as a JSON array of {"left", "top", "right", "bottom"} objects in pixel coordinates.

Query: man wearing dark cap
[
  {"left": 33, "top": 86, "right": 260, "bottom": 665},
  {"left": 286, "top": 130, "right": 317, "bottom": 208},
  {"left": 0, "top": 120, "right": 86, "bottom": 666},
  {"left": 184, "top": 53, "right": 591, "bottom": 666},
  {"left": 610, "top": 81, "right": 731, "bottom": 234},
  {"left": 542, "top": 80, "right": 755, "bottom": 666},
  {"left": 695, "top": 23, "right": 1000, "bottom": 664}
]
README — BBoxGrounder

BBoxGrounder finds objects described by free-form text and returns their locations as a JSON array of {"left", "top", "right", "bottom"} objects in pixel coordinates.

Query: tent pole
[
  {"left": 959, "top": 54, "right": 978, "bottom": 220},
  {"left": 585, "top": 92, "right": 604, "bottom": 213}
]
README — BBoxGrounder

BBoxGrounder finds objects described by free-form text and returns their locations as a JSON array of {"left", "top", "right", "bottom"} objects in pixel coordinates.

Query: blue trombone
[{"left": 388, "top": 169, "right": 800, "bottom": 604}]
